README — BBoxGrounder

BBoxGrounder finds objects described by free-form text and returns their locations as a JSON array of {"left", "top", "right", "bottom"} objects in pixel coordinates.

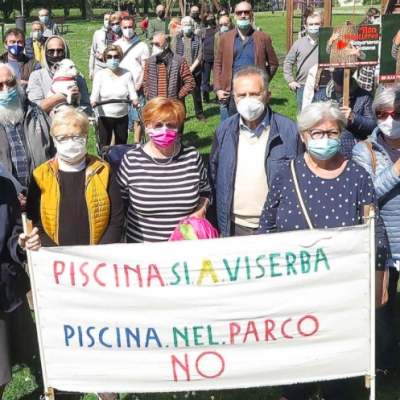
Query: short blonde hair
[
  {"left": 51, "top": 109, "right": 89, "bottom": 136},
  {"left": 103, "top": 44, "right": 124, "bottom": 62},
  {"left": 109, "top": 13, "right": 121, "bottom": 23},
  {"left": 142, "top": 97, "right": 185, "bottom": 127}
]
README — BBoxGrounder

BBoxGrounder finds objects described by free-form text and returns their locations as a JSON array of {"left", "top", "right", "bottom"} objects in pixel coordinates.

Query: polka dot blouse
[{"left": 258, "top": 154, "right": 389, "bottom": 271}]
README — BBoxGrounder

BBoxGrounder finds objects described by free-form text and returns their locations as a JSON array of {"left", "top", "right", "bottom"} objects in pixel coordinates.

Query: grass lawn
[{"left": 4, "top": 10, "right": 400, "bottom": 400}]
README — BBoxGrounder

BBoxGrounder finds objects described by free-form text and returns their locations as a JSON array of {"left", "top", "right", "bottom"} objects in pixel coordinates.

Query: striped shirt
[{"left": 117, "top": 144, "right": 212, "bottom": 243}]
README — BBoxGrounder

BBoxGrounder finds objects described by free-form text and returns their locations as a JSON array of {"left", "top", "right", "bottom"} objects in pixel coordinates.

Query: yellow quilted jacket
[{"left": 33, "top": 155, "right": 111, "bottom": 245}]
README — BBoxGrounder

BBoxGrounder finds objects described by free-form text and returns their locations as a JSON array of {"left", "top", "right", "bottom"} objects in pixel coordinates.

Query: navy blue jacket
[
  {"left": 209, "top": 110, "right": 300, "bottom": 237},
  {"left": 0, "top": 177, "right": 29, "bottom": 313}
]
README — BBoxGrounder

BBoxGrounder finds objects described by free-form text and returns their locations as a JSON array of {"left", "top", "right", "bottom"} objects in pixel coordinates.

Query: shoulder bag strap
[
  {"left": 363, "top": 140, "right": 377, "bottom": 174},
  {"left": 295, "top": 42, "right": 318, "bottom": 80},
  {"left": 233, "top": 35, "right": 251, "bottom": 62},
  {"left": 290, "top": 159, "right": 315, "bottom": 230},
  {"left": 124, "top": 39, "right": 141, "bottom": 57}
]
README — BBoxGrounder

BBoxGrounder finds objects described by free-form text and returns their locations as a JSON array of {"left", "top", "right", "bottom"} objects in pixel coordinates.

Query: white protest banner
[{"left": 30, "top": 224, "right": 373, "bottom": 394}]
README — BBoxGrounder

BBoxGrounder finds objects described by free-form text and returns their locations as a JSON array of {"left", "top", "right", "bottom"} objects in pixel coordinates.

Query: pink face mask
[{"left": 147, "top": 126, "right": 178, "bottom": 148}]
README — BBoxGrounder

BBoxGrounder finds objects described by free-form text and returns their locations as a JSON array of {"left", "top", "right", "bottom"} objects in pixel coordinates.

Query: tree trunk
[
  {"left": 84, "top": 0, "right": 95, "bottom": 20},
  {"left": 144, "top": 0, "right": 149, "bottom": 13},
  {"left": 81, "top": 0, "right": 87, "bottom": 19}
]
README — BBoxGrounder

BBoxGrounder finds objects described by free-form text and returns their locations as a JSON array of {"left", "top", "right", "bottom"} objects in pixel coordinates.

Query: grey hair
[
  {"left": 297, "top": 101, "right": 347, "bottom": 132},
  {"left": 153, "top": 32, "right": 170, "bottom": 44},
  {"left": 306, "top": 12, "right": 324, "bottom": 26},
  {"left": 372, "top": 84, "right": 400, "bottom": 114},
  {"left": 233, "top": 66, "right": 269, "bottom": 93},
  {"left": 31, "top": 21, "right": 44, "bottom": 29},
  {"left": 0, "top": 63, "right": 24, "bottom": 99},
  {"left": 181, "top": 16, "right": 194, "bottom": 25}
]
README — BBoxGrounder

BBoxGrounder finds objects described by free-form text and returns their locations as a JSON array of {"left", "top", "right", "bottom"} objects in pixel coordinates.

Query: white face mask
[
  {"left": 378, "top": 116, "right": 400, "bottom": 139},
  {"left": 152, "top": 45, "right": 163, "bottom": 56},
  {"left": 123, "top": 28, "right": 134, "bottom": 38},
  {"left": 236, "top": 97, "right": 265, "bottom": 121},
  {"left": 55, "top": 139, "right": 87, "bottom": 163}
]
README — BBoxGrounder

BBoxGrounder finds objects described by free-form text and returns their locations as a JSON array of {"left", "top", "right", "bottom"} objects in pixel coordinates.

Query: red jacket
[{"left": 213, "top": 29, "right": 279, "bottom": 92}]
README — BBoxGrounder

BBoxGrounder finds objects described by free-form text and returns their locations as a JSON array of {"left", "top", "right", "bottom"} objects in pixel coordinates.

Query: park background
[{"left": 3, "top": 3, "right": 400, "bottom": 400}]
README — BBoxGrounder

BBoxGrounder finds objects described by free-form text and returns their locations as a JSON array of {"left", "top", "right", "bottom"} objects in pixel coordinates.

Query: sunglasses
[
  {"left": 46, "top": 48, "right": 65, "bottom": 55},
  {"left": 376, "top": 111, "right": 400, "bottom": 121},
  {"left": 111, "top": 22, "right": 120, "bottom": 26},
  {"left": 106, "top": 54, "right": 120, "bottom": 60},
  {"left": 0, "top": 78, "right": 16, "bottom": 91},
  {"left": 235, "top": 10, "right": 251, "bottom": 16}
]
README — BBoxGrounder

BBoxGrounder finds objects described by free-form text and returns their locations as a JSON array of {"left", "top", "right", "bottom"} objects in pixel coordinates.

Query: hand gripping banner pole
[{"left": 21, "top": 213, "right": 55, "bottom": 400}]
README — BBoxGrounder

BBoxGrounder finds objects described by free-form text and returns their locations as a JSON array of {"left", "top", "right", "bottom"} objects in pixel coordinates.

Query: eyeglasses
[
  {"left": 110, "top": 22, "right": 120, "bottom": 26},
  {"left": 151, "top": 122, "right": 180, "bottom": 131},
  {"left": 235, "top": 10, "right": 251, "bottom": 16},
  {"left": 106, "top": 54, "right": 120, "bottom": 60},
  {"left": 0, "top": 78, "right": 17, "bottom": 91},
  {"left": 375, "top": 110, "right": 400, "bottom": 121},
  {"left": 219, "top": 23, "right": 230, "bottom": 27},
  {"left": 151, "top": 42, "right": 163, "bottom": 47},
  {"left": 54, "top": 133, "right": 87, "bottom": 144},
  {"left": 307, "top": 129, "right": 341, "bottom": 139},
  {"left": 46, "top": 48, "right": 65, "bottom": 56}
]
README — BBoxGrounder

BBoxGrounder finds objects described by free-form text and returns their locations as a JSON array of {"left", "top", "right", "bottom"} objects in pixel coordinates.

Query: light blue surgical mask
[
  {"left": 39, "top": 15, "right": 49, "bottom": 24},
  {"left": 220, "top": 26, "right": 229, "bottom": 34},
  {"left": 307, "top": 138, "right": 341, "bottom": 160},
  {"left": 183, "top": 26, "right": 193, "bottom": 35},
  {"left": 236, "top": 19, "right": 251, "bottom": 29},
  {"left": 0, "top": 87, "right": 19, "bottom": 107},
  {"left": 111, "top": 25, "right": 121, "bottom": 33},
  {"left": 307, "top": 27, "right": 320, "bottom": 36},
  {"left": 32, "top": 31, "right": 43, "bottom": 40},
  {"left": 107, "top": 59, "right": 121, "bottom": 70}
]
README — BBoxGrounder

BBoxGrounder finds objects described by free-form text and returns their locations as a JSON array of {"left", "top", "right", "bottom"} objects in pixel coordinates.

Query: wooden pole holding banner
[
  {"left": 21, "top": 213, "right": 56, "bottom": 400},
  {"left": 363, "top": 205, "right": 376, "bottom": 399},
  {"left": 342, "top": 68, "right": 351, "bottom": 108}
]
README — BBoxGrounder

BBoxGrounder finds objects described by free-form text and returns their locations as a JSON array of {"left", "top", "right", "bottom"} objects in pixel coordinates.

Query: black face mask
[
  {"left": 207, "top": 18, "right": 215, "bottom": 25},
  {"left": 191, "top": 12, "right": 199, "bottom": 19},
  {"left": 47, "top": 54, "right": 65, "bottom": 65},
  {"left": 157, "top": 10, "right": 165, "bottom": 18}
]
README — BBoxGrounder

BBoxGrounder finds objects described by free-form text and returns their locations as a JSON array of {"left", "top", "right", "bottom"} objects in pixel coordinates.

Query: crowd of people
[{"left": 0, "top": 3, "right": 399, "bottom": 400}]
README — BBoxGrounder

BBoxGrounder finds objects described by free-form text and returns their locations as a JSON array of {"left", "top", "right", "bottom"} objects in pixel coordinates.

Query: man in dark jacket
[
  {"left": 209, "top": 66, "right": 301, "bottom": 237},
  {"left": 312, "top": 68, "right": 376, "bottom": 159},
  {"left": 1, "top": 28, "right": 41, "bottom": 92}
]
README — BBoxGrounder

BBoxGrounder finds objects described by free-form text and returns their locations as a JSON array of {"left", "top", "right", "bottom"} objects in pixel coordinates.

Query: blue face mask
[
  {"left": 8, "top": 45, "right": 24, "bottom": 57},
  {"left": 307, "top": 27, "right": 320, "bottom": 36},
  {"left": 111, "top": 25, "right": 121, "bottom": 33},
  {"left": 183, "top": 26, "right": 193, "bottom": 35},
  {"left": 0, "top": 87, "right": 19, "bottom": 107},
  {"left": 107, "top": 59, "right": 120, "bottom": 70},
  {"left": 307, "top": 138, "right": 341, "bottom": 160},
  {"left": 32, "top": 31, "right": 43, "bottom": 40},
  {"left": 236, "top": 19, "right": 251, "bottom": 29},
  {"left": 39, "top": 15, "right": 49, "bottom": 24},
  {"left": 220, "top": 26, "right": 229, "bottom": 34}
]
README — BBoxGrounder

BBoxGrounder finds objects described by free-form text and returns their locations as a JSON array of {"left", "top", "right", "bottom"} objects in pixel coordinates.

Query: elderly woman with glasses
[
  {"left": 353, "top": 84, "right": 400, "bottom": 376},
  {"left": 259, "top": 101, "right": 389, "bottom": 400},
  {"left": 117, "top": 97, "right": 212, "bottom": 243},
  {"left": 27, "top": 108, "right": 124, "bottom": 248},
  {"left": 90, "top": 44, "right": 138, "bottom": 146}
]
